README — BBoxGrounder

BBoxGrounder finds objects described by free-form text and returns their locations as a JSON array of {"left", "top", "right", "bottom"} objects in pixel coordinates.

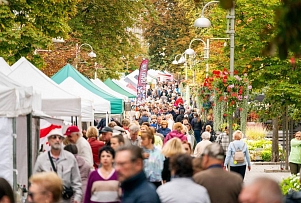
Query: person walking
[
  {"left": 86, "top": 126, "right": 104, "bottom": 169},
  {"left": 289, "top": 131, "right": 301, "bottom": 174},
  {"left": 157, "top": 120, "right": 171, "bottom": 138},
  {"left": 224, "top": 130, "right": 251, "bottom": 179},
  {"left": 33, "top": 128, "right": 82, "bottom": 203},
  {"left": 64, "top": 144, "right": 91, "bottom": 197},
  {"left": 164, "top": 122, "right": 187, "bottom": 144},
  {"left": 84, "top": 146, "right": 120, "bottom": 203},
  {"left": 115, "top": 145, "right": 161, "bottom": 203},
  {"left": 65, "top": 126, "right": 94, "bottom": 169},
  {"left": 28, "top": 172, "right": 63, "bottom": 203},
  {"left": 194, "top": 143, "right": 243, "bottom": 203},
  {"left": 191, "top": 113, "right": 203, "bottom": 143},
  {"left": 157, "top": 154, "right": 210, "bottom": 203},
  {"left": 140, "top": 130, "right": 165, "bottom": 188},
  {"left": 194, "top": 132, "right": 212, "bottom": 157}
]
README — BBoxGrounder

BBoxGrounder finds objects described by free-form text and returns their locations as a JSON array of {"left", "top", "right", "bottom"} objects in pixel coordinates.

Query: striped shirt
[{"left": 84, "top": 169, "right": 120, "bottom": 203}]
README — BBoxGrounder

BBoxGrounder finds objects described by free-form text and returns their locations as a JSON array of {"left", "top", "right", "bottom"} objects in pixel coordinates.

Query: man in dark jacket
[
  {"left": 139, "top": 111, "right": 149, "bottom": 125},
  {"left": 115, "top": 145, "right": 161, "bottom": 203}
]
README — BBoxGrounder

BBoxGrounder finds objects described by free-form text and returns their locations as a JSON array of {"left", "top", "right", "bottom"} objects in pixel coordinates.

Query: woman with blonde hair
[
  {"left": 164, "top": 122, "right": 187, "bottom": 144},
  {"left": 87, "top": 126, "right": 104, "bottom": 169},
  {"left": 28, "top": 172, "right": 63, "bottom": 203},
  {"left": 224, "top": 130, "right": 251, "bottom": 179},
  {"left": 161, "top": 138, "right": 186, "bottom": 183}
]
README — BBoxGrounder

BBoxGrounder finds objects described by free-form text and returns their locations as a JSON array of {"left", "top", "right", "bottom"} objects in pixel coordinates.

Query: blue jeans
[{"left": 194, "top": 130, "right": 201, "bottom": 143}]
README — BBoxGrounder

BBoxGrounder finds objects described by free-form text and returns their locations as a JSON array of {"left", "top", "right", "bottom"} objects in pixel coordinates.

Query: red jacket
[
  {"left": 174, "top": 98, "right": 184, "bottom": 107},
  {"left": 88, "top": 138, "right": 104, "bottom": 169}
]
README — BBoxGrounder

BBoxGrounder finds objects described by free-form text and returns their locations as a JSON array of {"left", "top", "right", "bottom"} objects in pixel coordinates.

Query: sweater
[
  {"left": 121, "top": 171, "right": 161, "bottom": 203},
  {"left": 157, "top": 127, "right": 171, "bottom": 137},
  {"left": 289, "top": 138, "right": 301, "bottom": 164},
  {"left": 84, "top": 169, "right": 120, "bottom": 203},
  {"left": 157, "top": 178, "right": 210, "bottom": 203}
]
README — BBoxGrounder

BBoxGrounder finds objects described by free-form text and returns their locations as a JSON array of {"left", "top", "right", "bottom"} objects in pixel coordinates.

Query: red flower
[
  {"left": 213, "top": 70, "right": 221, "bottom": 76},
  {"left": 223, "top": 79, "right": 227, "bottom": 83},
  {"left": 234, "top": 70, "right": 239, "bottom": 75},
  {"left": 231, "top": 100, "right": 236, "bottom": 105},
  {"left": 223, "top": 113, "right": 227, "bottom": 117}
]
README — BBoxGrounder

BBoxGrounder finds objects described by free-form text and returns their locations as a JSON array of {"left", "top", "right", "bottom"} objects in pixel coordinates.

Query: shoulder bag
[{"left": 48, "top": 151, "right": 74, "bottom": 200}]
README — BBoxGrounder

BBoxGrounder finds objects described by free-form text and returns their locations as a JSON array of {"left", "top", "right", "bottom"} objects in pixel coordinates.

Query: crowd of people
[{"left": 0, "top": 80, "right": 299, "bottom": 203}]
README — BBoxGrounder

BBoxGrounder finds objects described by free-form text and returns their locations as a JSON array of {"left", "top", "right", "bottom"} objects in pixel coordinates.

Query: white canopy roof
[
  {"left": 0, "top": 57, "right": 11, "bottom": 75},
  {"left": 91, "top": 78, "right": 127, "bottom": 101},
  {"left": 0, "top": 71, "right": 42, "bottom": 117},
  {"left": 112, "top": 79, "right": 137, "bottom": 96},
  {"left": 59, "top": 77, "right": 111, "bottom": 114},
  {"left": 8, "top": 57, "right": 81, "bottom": 117}
]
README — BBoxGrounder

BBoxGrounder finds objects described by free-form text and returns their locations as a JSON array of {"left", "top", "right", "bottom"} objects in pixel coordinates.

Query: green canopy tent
[
  {"left": 51, "top": 64, "right": 123, "bottom": 114},
  {"left": 104, "top": 79, "right": 136, "bottom": 99}
]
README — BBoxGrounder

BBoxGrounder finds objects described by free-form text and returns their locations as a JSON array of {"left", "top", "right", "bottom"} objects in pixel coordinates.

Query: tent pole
[
  {"left": 27, "top": 113, "right": 32, "bottom": 185},
  {"left": 75, "top": 116, "right": 78, "bottom": 126},
  {"left": 12, "top": 118, "right": 17, "bottom": 191}
]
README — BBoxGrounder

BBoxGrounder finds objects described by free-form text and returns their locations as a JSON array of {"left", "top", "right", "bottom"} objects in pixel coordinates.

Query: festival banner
[{"left": 137, "top": 59, "right": 149, "bottom": 105}]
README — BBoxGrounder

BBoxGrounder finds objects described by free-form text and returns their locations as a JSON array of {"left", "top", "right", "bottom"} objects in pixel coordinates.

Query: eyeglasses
[
  {"left": 49, "top": 135, "right": 64, "bottom": 140},
  {"left": 184, "top": 124, "right": 190, "bottom": 126}
]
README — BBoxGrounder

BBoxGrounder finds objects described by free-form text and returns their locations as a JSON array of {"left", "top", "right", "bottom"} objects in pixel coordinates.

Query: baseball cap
[
  {"left": 100, "top": 126, "right": 113, "bottom": 133},
  {"left": 202, "top": 143, "right": 225, "bottom": 160},
  {"left": 64, "top": 126, "right": 80, "bottom": 136}
]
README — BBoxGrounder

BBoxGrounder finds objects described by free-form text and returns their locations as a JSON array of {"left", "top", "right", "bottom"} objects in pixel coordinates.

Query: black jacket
[{"left": 121, "top": 171, "right": 161, "bottom": 203}]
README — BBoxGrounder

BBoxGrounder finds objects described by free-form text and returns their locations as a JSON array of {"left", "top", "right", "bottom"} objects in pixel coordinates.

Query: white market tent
[
  {"left": 0, "top": 70, "right": 43, "bottom": 189},
  {"left": 112, "top": 79, "right": 137, "bottom": 96},
  {"left": 91, "top": 78, "right": 127, "bottom": 101},
  {"left": 59, "top": 77, "right": 111, "bottom": 114},
  {"left": 8, "top": 57, "right": 82, "bottom": 117},
  {"left": 0, "top": 57, "right": 11, "bottom": 75}
]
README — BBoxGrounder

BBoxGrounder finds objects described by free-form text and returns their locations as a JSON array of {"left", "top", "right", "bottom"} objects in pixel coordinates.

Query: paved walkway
[{"left": 244, "top": 163, "right": 291, "bottom": 184}]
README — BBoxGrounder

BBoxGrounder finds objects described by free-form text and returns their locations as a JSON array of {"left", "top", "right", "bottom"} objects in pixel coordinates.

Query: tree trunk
[{"left": 272, "top": 117, "right": 279, "bottom": 162}]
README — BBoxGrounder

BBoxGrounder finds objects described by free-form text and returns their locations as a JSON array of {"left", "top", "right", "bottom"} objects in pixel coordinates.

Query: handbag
[{"left": 48, "top": 152, "right": 74, "bottom": 200}]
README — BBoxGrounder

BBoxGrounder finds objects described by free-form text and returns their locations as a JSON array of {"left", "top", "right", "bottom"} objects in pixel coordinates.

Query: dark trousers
[
  {"left": 150, "top": 181, "right": 162, "bottom": 189},
  {"left": 289, "top": 162, "right": 301, "bottom": 175},
  {"left": 194, "top": 130, "right": 201, "bottom": 143},
  {"left": 230, "top": 165, "right": 246, "bottom": 179}
]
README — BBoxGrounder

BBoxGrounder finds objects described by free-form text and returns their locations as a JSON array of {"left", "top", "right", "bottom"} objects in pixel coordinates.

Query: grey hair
[
  {"left": 129, "top": 124, "right": 140, "bottom": 133},
  {"left": 201, "top": 131, "right": 211, "bottom": 140}
]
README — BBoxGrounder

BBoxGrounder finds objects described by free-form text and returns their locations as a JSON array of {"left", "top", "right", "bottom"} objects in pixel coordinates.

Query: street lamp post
[
  {"left": 75, "top": 43, "right": 97, "bottom": 69},
  {"left": 194, "top": 0, "right": 235, "bottom": 77},
  {"left": 185, "top": 37, "right": 229, "bottom": 79},
  {"left": 172, "top": 53, "right": 190, "bottom": 105},
  {"left": 194, "top": 0, "right": 236, "bottom": 145}
]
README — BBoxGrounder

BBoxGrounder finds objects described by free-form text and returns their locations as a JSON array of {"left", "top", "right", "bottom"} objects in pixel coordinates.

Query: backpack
[{"left": 232, "top": 143, "right": 245, "bottom": 163}]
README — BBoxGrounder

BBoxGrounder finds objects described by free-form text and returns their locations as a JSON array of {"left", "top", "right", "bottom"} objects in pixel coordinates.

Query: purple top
[{"left": 84, "top": 169, "right": 120, "bottom": 203}]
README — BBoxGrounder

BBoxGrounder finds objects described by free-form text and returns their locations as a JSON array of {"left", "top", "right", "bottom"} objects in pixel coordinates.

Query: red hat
[{"left": 64, "top": 126, "right": 80, "bottom": 136}]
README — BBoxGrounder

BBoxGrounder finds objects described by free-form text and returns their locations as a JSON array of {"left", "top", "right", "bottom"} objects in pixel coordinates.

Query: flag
[{"left": 137, "top": 59, "right": 148, "bottom": 105}]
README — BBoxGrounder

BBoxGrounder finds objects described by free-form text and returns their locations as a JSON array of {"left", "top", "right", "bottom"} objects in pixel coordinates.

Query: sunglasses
[{"left": 49, "top": 135, "right": 64, "bottom": 140}]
